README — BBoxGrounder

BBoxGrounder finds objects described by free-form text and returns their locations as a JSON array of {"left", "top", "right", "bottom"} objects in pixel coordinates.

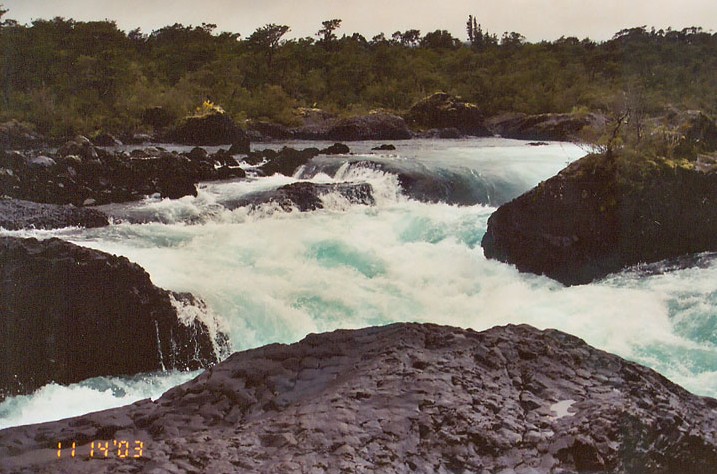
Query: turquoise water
[{"left": 2, "top": 138, "right": 716, "bottom": 429}]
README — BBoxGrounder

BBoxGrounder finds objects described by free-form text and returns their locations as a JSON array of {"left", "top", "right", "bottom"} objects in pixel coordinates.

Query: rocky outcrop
[
  {"left": 228, "top": 181, "right": 375, "bottom": 212},
  {"left": 327, "top": 113, "right": 412, "bottom": 141},
  {"left": 170, "top": 111, "right": 250, "bottom": 149},
  {"left": 141, "top": 106, "right": 176, "bottom": 130},
  {"left": 0, "top": 120, "right": 45, "bottom": 149},
  {"left": 406, "top": 92, "right": 492, "bottom": 136},
  {"left": 256, "top": 144, "right": 351, "bottom": 177},
  {"left": 482, "top": 151, "right": 717, "bottom": 285},
  {"left": 0, "top": 143, "right": 245, "bottom": 206},
  {"left": 488, "top": 112, "right": 607, "bottom": 141},
  {"left": 0, "top": 198, "right": 109, "bottom": 230},
  {"left": 2, "top": 322, "right": 716, "bottom": 473},
  {"left": 0, "top": 237, "right": 229, "bottom": 400}
]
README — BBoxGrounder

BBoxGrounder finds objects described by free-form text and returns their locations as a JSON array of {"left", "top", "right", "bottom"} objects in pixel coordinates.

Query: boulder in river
[
  {"left": 327, "top": 113, "right": 412, "bottom": 141},
  {"left": 1, "top": 322, "right": 715, "bottom": 472},
  {"left": 482, "top": 150, "right": 717, "bottom": 285},
  {"left": 0, "top": 198, "right": 109, "bottom": 230},
  {"left": 0, "top": 237, "right": 229, "bottom": 400},
  {"left": 406, "top": 92, "right": 491, "bottom": 136},
  {"left": 228, "top": 181, "right": 375, "bottom": 212},
  {"left": 170, "top": 110, "right": 250, "bottom": 147},
  {"left": 487, "top": 112, "right": 607, "bottom": 141}
]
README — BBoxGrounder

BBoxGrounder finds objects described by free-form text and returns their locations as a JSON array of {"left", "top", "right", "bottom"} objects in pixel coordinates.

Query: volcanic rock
[
  {"left": 228, "top": 181, "right": 375, "bottom": 212},
  {"left": 1, "top": 323, "right": 715, "bottom": 473},
  {"left": 0, "top": 237, "right": 229, "bottom": 400},
  {"left": 0, "top": 198, "right": 109, "bottom": 230},
  {"left": 406, "top": 92, "right": 491, "bottom": 136},
  {"left": 482, "top": 151, "right": 717, "bottom": 285},
  {"left": 259, "top": 147, "right": 321, "bottom": 176},
  {"left": 487, "top": 112, "right": 607, "bottom": 142},
  {"left": 170, "top": 111, "right": 249, "bottom": 147},
  {"left": 0, "top": 120, "right": 44, "bottom": 149},
  {"left": 327, "top": 113, "right": 412, "bottom": 141}
]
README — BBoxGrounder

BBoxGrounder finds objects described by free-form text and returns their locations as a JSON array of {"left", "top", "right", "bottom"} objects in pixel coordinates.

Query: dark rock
[
  {"left": 291, "top": 107, "right": 338, "bottom": 140},
  {"left": 57, "top": 136, "right": 99, "bottom": 161},
  {"left": 124, "top": 133, "right": 155, "bottom": 145},
  {"left": 406, "top": 93, "right": 491, "bottom": 136},
  {"left": 241, "top": 151, "right": 266, "bottom": 166},
  {"left": 228, "top": 181, "right": 375, "bottom": 212},
  {"left": 187, "top": 146, "right": 209, "bottom": 161},
  {"left": 170, "top": 111, "right": 249, "bottom": 146},
  {"left": 437, "top": 127, "right": 463, "bottom": 138},
  {"left": 229, "top": 140, "right": 251, "bottom": 155},
  {"left": 260, "top": 147, "right": 320, "bottom": 177},
  {"left": 321, "top": 143, "right": 351, "bottom": 155},
  {"left": 2, "top": 323, "right": 715, "bottom": 473},
  {"left": 482, "top": 151, "right": 717, "bottom": 285},
  {"left": 488, "top": 112, "right": 607, "bottom": 141},
  {"left": 0, "top": 198, "right": 109, "bottom": 230},
  {"left": 0, "top": 120, "right": 44, "bottom": 149},
  {"left": 371, "top": 144, "right": 396, "bottom": 151},
  {"left": 2, "top": 143, "right": 247, "bottom": 206},
  {"left": 141, "top": 106, "right": 176, "bottom": 129},
  {"left": 248, "top": 121, "right": 293, "bottom": 140},
  {"left": 91, "top": 132, "right": 123, "bottom": 147},
  {"left": 27, "top": 155, "right": 56, "bottom": 169},
  {"left": 327, "top": 113, "right": 412, "bottom": 141},
  {"left": 0, "top": 237, "right": 229, "bottom": 401}
]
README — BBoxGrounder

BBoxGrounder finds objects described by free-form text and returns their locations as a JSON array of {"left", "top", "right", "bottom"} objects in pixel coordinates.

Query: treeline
[{"left": 1, "top": 5, "right": 716, "bottom": 137}]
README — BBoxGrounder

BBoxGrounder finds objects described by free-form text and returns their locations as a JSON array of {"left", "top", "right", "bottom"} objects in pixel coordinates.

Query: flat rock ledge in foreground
[{"left": 1, "top": 323, "right": 716, "bottom": 473}]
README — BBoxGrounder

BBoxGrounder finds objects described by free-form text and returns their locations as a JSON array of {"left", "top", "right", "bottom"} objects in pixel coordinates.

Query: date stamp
[{"left": 56, "top": 440, "right": 144, "bottom": 459}]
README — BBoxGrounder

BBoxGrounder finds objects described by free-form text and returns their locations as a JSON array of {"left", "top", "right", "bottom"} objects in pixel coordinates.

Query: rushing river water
[{"left": 1, "top": 138, "right": 716, "bottom": 429}]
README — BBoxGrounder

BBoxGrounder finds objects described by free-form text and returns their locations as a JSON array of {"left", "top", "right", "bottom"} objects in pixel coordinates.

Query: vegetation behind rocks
[{"left": 1, "top": 4, "right": 716, "bottom": 138}]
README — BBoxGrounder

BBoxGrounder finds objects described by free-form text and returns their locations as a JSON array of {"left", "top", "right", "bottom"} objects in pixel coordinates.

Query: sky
[{"left": 2, "top": 0, "right": 716, "bottom": 43}]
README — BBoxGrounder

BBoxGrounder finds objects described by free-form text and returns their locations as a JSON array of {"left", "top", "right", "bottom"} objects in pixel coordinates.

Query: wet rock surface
[
  {"left": 1, "top": 322, "right": 715, "bottom": 473},
  {"left": 0, "top": 237, "right": 229, "bottom": 400},
  {"left": 482, "top": 151, "right": 717, "bottom": 285},
  {"left": 0, "top": 198, "right": 109, "bottom": 230},
  {"left": 228, "top": 181, "right": 375, "bottom": 212},
  {"left": 0, "top": 141, "right": 245, "bottom": 206}
]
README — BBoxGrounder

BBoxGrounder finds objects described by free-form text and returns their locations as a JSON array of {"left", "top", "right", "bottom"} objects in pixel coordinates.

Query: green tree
[
  {"left": 420, "top": 30, "right": 460, "bottom": 50},
  {"left": 247, "top": 23, "right": 290, "bottom": 68},
  {"left": 317, "top": 19, "right": 341, "bottom": 49}
]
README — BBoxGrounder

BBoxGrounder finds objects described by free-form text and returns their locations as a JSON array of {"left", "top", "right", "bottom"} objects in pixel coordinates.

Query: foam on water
[
  {"left": 2, "top": 138, "right": 715, "bottom": 429},
  {"left": 0, "top": 371, "right": 198, "bottom": 430}
]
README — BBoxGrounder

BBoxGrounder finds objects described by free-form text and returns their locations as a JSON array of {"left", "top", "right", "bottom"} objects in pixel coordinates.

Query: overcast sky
[{"left": 3, "top": 0, "right": 716, "bottom": 42}]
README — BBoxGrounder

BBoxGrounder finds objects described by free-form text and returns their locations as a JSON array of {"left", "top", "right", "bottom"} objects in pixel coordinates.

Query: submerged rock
[
  {"left": 482, "top": 151, "right": 717, "bottom": 285},
  {"left": 0, "top": 237, "right": 229, "bottom": 400},
  {"left": 0, "top": 198, "right": 109, "bottom": 230},
  {"left": 228, "top": 181, "right": 375, "bottom": 212},
  {"left": 1, "top": 322, "right": 715, "bottom": 473}
]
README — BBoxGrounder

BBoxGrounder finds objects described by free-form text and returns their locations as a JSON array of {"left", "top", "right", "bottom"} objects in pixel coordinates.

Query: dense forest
[{"left": 1, "top": 5, "right": 716, "bottom": 137}]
